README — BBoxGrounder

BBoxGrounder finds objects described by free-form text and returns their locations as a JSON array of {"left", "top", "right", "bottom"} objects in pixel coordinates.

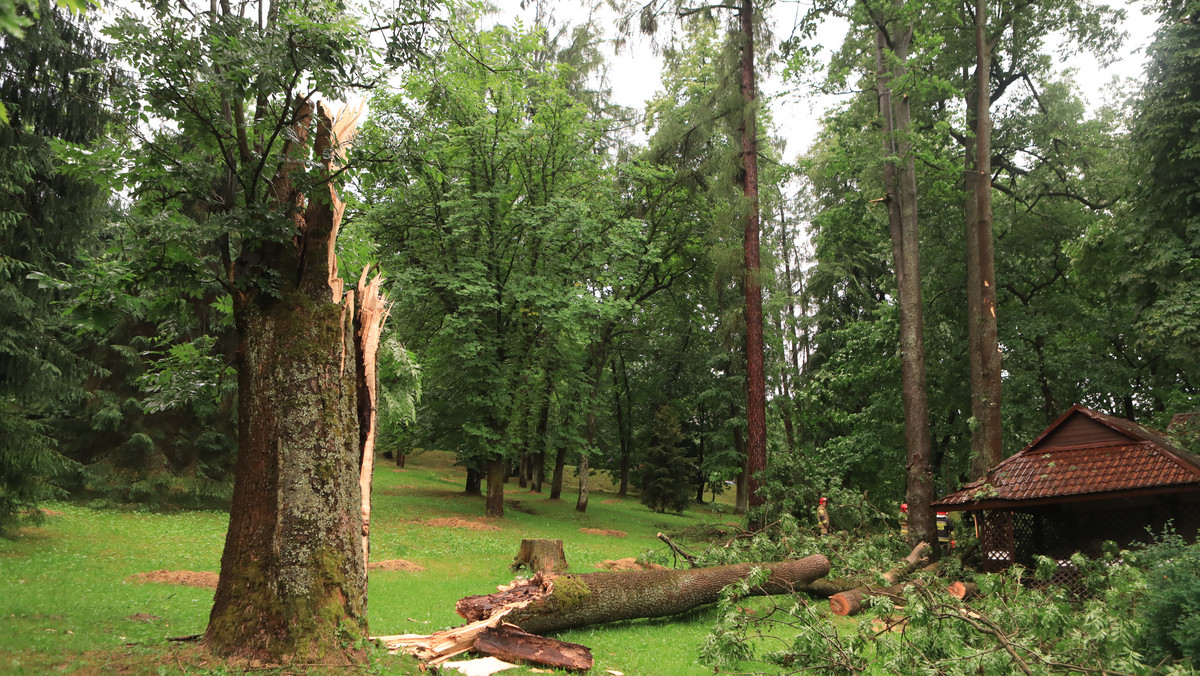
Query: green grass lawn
[{"left": 0, "top": 452, "right": 760, "bottom": 674}]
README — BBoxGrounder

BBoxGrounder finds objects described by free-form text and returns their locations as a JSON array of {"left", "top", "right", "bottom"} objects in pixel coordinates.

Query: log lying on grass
[{"left": 457, "top": 554, "right": 831, "bottom": 634}]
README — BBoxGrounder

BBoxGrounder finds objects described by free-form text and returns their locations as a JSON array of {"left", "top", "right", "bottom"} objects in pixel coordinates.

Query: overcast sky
[{"left": 492, "top": 0, "right": 1160, "bottom": 158}]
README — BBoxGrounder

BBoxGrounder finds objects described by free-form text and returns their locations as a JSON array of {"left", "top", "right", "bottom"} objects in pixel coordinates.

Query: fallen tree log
[
  {"left": 473, "top": 623, "right": 593, "bottom": 671},
  {"left": 457, "top": 554, "right": 831, "bottom": 634}
]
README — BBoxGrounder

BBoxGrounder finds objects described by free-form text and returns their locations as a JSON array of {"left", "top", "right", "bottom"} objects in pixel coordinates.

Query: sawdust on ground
[
  {"left": 368, "top": 559, "right": 424, "bottom": 572},
  {"left": 579, "top": 528, "right": 626, "bottom": 538},
  {"left": 596, "top": 558, "right": 665, "bottom": 571},
  {"left": 126, "top": 570, "right": 219, "bottom": 589},
  {"left": 425, "top": 517, "right": 501, "bottom": 531}
]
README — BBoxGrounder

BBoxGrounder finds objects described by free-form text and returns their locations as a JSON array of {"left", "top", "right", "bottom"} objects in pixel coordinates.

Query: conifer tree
[{"left": 0, "top": 0, "right": 110, "bottom": 528}]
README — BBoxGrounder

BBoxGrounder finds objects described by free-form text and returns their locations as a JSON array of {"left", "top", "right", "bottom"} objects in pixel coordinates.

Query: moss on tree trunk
[{"left": 206, "top": 293, "right": 366, "bottom": 661}]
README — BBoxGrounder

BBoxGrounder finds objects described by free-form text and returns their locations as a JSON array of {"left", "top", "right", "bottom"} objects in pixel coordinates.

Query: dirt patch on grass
[
  {"left": 367, "top": 559, "right": 424, "bottom": 572},
  {"left": 379, "top": 484, "right": 416, "bottom": 495},
  {"left": 579, "top": 528, "right": 626, "bottom": 538},
  {"left": 596, "top": 558, "right": 666, "bottom": 571},
  {"left": 126, "top": 570, "right": 219, "bottom": 589},
  {"left": 425, "top": 517, "right": 501, "bottom": 531},
  {"left": 39, "top": 509, "right": 65, "bottom": 517}
]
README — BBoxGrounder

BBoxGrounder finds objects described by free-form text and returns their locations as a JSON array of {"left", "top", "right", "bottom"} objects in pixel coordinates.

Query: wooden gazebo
[{"left": 934, "top": 405, "right": 1200, "bottom": 575}]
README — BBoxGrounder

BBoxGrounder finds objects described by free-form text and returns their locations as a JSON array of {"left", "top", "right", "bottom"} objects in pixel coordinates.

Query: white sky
[{"left": 492, "top": 0, "right": 1160, "bottom": 159}]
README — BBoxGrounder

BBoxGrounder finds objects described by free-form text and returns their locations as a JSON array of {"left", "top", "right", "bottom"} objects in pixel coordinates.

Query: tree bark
[
  {"left": 873, "top": 10, "right": 936, "bottom": 549},
  {"left": 206, "top": 102, "right": 378, "bottom": 662},
  {"left": 466, "top": 466, "right": 483, "bottom": 496},
  {"left": 457, "top": 555, "right": 831, "bottom": 634},
  {"left": 739, "top": 0, "right": 768, "bottom": 531}
]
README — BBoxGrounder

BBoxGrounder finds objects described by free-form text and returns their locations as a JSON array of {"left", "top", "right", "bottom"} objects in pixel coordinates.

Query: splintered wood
[
  {"left": 374, "top": 574, "right": 592, "bottom": 671},
  {"left": 376, "top": 609, "right": 520, "bottom": 666}
]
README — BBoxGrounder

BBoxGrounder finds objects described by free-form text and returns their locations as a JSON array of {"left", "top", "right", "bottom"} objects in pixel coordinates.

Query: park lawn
[{"left": 0, "top": 451, "right": 769, "bottom": 675}]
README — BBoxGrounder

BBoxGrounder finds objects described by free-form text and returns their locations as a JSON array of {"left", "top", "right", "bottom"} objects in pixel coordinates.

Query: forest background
[
  {"left": 4, "top": 0, "right": 1199, "bottom": 529},
  {"left": 2, "top": 0, "right": 1199, "bottom": 661}
]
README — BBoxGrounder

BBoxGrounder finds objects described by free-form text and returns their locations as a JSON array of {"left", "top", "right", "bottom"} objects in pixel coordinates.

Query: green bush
[{"left": 1136, "top": 534, "right": 1200, "bottom": 665}]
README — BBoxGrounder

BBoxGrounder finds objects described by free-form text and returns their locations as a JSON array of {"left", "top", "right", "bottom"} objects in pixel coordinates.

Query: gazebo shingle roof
[{"left": 935, "top": 405, "right": 1200, "bottom": 509}]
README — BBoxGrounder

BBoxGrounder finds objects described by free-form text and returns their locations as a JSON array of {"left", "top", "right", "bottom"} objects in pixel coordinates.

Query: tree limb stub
[{"left": 457, "top": 555, "right": 831, "bottom": 634}]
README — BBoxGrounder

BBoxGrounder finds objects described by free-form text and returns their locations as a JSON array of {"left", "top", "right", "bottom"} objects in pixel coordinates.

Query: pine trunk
[{"left": 739, "top": 0, "right": 767, "bottom": 529}]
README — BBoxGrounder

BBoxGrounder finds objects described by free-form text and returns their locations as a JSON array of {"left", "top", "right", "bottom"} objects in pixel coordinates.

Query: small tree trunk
[
  {"left": 550, "top": 446, "right": 566, "bottom": 500},
  {"left": 531, "top": 450, "right": 544, "bottom": 493},
  {"left": 465, "top": 466, "right": 482, "bottom": 496},
  {"left": 486, "top": 457, "right": 506, "bottom": 518},
  {"left": 969, "top": 0, "right": 1002, "bottom": 478},
  {"left": 575, "top": 451, "right": 590, "bottom": 513}
]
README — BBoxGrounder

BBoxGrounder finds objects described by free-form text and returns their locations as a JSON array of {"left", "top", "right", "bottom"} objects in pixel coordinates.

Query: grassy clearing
[{"left": 0, "top": 452, "right": 759, "bottom": 674}]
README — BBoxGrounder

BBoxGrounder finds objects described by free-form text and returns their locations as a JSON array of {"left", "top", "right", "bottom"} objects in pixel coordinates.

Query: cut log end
[
  {"left": 829, "top": 590, "right": 862, "bottom": 616},
  {"left": 948, "top": 581, "right": 979, "bottom": 600}
]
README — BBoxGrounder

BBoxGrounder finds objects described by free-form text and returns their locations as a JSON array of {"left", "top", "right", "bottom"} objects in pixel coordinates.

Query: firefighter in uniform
[
  {"left": 937, "top": 511, "right": 955, "bottom": 549},
  {"left": 899, "top": 503, "right": 909, "bottom": 539},
  {"left": 817, "top": 497, "right": 830, "bottom": 535}
]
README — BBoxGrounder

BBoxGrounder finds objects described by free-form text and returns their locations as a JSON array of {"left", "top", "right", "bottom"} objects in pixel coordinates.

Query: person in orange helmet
[
  {"left": 899, "top": 503, "right": 909, "bottom": 539},
  {"left": 817, "top": 496, "right": 830, "bottom": 535}
]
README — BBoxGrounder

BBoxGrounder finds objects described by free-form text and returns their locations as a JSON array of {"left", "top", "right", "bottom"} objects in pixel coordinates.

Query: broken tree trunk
[
  {"left": 512, "top": 539, "right": 568, "bottom": 574},
  {"left": 458, "top": 555, "right": 830, "bottom": 634},
  {"left": 473, "top": 623, "right": 592, "bottom": 671}
]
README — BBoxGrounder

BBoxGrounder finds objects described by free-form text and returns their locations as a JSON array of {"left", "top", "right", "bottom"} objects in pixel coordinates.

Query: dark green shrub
[{"left": 1136, "top": 535, "right": 1200, "bottom": 665}]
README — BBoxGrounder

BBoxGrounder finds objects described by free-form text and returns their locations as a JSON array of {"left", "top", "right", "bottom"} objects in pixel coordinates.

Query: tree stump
[{"left": 512, "top": 539, "right": 567, "bottom": 574}]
